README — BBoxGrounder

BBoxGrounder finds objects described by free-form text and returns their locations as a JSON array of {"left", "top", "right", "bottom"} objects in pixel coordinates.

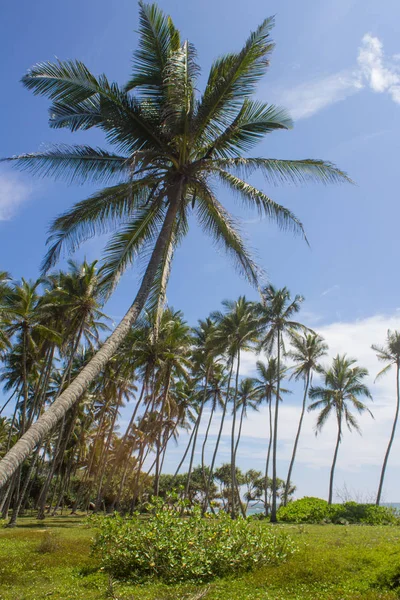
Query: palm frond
[
  {"left": 194, "top": 180, "right": 261, "bottom": 287},
  {"left": 202, "top": 101, "right": 292, "bottom": 158},
  {"left": 217, "top": 169, "right": 307, "bottom": 239},
  {"left": 3, "top": 145, "right": 128, "bottom": 184},
  {"left": 194, "top": 17, "right": 275, "bottom": 138},
  {"left": 125, "top": 1, "right": 179, "bottom": 96},
  {"left": 49, "top": 98, "right": 102, "bottom": 131},
  {"left": 100, "top": 200, "right": 167, "bottom": 295},
  {"left": 216, "top": 157, "right": 353, "bottom": 186},
  {"left": 42, "top": 180, "right": 155, "bottom": 273}
]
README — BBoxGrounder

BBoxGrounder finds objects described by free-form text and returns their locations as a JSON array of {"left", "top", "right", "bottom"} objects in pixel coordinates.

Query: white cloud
[
  {"left": 280, "top": 70, "right": 363, "bottom": 120},
  {"left": 276, "top": 33, "right": 400, "bottom": 120},
  {"left": 0, "top": 173, "right": 31, "bottom": 220},
  {"left": 321, "top": 284, "right": 340, "bottom": 297}
]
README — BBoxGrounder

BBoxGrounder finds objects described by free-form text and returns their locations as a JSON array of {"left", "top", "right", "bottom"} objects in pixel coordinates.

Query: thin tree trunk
[
  {"left": 201, "top": 400, "right": 216, "bottom": 482},
  {"left": 204, "top": 361, "right": 234, "bottom": 513},
  {"left": 329, "top": 416, "right": 342, "bottom": 505},
  {"left": 185, "top": 369, "right": 209, "bottom": 496},
  {"left": 264, "top": 397, "right": 272, "bottom": 516},
  {"left": 8, "top": 452, "right": 39, "bottom": 526},
  {"left": 270, "top": 331, "right": 281, "bottom": 523},
  {"left": 284, "top": 372, "right": 310, "bottom": 505},
  {"left": 0, "top": 196, "right": 181, "bottom": 489},
  {"left": 230, "top": 351, "right": 240, "bottom": 519},
  {"left": 376, "top": 363, "right": 400, "bottom": 505}
]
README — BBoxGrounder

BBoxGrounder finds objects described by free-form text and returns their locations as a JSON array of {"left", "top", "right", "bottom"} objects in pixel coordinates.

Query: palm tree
[
  {"left": 0, "top": 2, "right": 350, "bottom": 487},
  {"left": 234, "top": 378, "right": 260, "bottom": 457},
  {"left": 283, "top": 332, "right": 328, "bottom": 505},
  {"left": 258, "top": 285, "right": 304, "bottom": 522},
  {"left": 253, "top": 358, "right": 290, "bottom": 516},
  {"left": 308, "top": 354, "right": 373, "bottom": 504},
  {"left": 212, "top": 297, "right": 260, "bottom": 517},
  {"left": 372, "top": 330, "right": 400, "bottom": 505}
]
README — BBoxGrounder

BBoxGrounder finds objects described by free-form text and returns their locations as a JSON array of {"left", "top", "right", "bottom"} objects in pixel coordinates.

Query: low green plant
[
  {"left": 277, "top": 497, "right": 330, "bottom": 523},
  {"left": 277, "top": 498, "right": 400, "bottom": 525},
  {"left": 92, "top": 497, "right": 297, "bottom": 583},
  {"left": 36, "top": 531, "right": 60, "bottom": 554}
]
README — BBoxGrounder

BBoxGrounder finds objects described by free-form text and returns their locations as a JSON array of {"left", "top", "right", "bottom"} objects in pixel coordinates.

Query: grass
[{"left": 0, "top": 516, "right": 400, "bottom": 599}]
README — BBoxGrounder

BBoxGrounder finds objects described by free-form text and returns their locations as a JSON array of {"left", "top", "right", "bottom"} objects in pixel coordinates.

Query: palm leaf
[
  {"left": 194, "top": 181, "right": 261, "bottom": 287},
  {"left": 216, "top": 157, "right": 353, "bottom": 185},
  {"left": 217, "top": 169, "right": 307, "bottom": 239},
  {"left": 3, "top": 145, "right": 128, "bottom": 184}
]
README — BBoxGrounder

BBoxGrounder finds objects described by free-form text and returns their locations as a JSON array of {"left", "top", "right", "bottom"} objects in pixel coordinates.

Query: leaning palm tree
[
  {"left": 258, "top": 286, "right": 304, "bottom": 522},
  {"left": 283, "top": 331, "right": 328, "bottom": 505},
  {"left": 0, "top": 2, "right": 350, "bottom": 487},
  {"left": 372, "top": 330, "right": 400, "bottom": 505},
  {"left": 308, "top": 354, "right": 373, "bottom": 504}
]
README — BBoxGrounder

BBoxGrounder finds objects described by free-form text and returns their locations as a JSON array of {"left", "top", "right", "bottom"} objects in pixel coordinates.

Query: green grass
[{"left": 0, "top": 516, "right": 400, "bottom": 599}]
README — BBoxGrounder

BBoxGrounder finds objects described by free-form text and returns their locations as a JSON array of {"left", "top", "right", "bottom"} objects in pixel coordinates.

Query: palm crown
[{"left": 6, "top": 2, "right": 349, "bottom": 300}]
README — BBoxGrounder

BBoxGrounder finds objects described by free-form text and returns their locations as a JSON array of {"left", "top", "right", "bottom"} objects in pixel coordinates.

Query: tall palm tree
[
  {"left": 0, "top": 2, "right": 349, "bottom": 487},
  {"left": 212, "top": 297, "right": 260, "bottom": 517},
  {"left": 283, "top": 332, "right": 328, "bottom": 505},
  {"left": 372, "top": 330, "right": 400, "bottom": 505},
  {"left": 258, "top": 285, "right": 304, "bottom": 522},
  {"left": 308, "top": 354, "right": 373, "bottom": 504},
  {"left": 253, "top": 357, "right": 290, "bottom": 516},
  {"left": 234, "top": 378, "right": 261, "bottom": 457}
]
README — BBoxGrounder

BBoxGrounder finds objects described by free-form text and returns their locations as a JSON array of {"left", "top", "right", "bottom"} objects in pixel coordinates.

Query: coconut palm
[
  {"left": 283, "top": 332, "right": 328, "bottom": 505},
  {"left": 0, "top": 2, "right": 349, "bottom": 487},
  {"left": 234, "top": 378, "right": 261, "bottom": 457},
  {"left": 372, "top": 330, "right": 400, "bottom": 505},
  {"left": 308, "top": 354, "right": 373, "bottom": 504},
  {"left": 212, "top": 297, "right": 260, "bottom": 517},
  {"left": 258, "top": 285, "right": 304, "bottom": 522},
  {"left": 253, "top": 358, "right": 290, "bottom": 515}
]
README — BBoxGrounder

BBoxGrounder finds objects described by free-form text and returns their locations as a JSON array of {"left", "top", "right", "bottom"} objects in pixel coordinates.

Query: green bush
[
  {"left": 277, "top": 497, "right": 400, "bottom": 525},
  {"left": 277, "top": 497, "right": 330, "bottom": 523},
  {"left": 92, "top": 498, "right": 297, "bottom": 583}
]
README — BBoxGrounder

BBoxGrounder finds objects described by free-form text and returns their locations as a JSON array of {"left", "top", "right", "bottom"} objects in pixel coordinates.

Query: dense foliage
[
  {"left": 277, "top": 497, "right": 400, "bottom": 525},
  {"left": 92, "top": 498, "right": 297, "bottom": 583}
]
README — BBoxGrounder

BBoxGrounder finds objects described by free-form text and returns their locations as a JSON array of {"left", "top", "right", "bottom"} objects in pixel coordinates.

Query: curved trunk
[
  {"left": 0, "top": 197, "right": 181, "bottom": 489},
  {"left": 264, "top": 395, "right": 272, "bottom": 516},
  {"left": 376, "top": 363, "right": 400, "bottom": 505},
  {"left": 328, "top": 415, "right": 342, "bottom": 504},
  {"left": 230, "top": 351, "right": 240, "bottom": 519},
  {"left": 270, "top": 331, "right": 281, "bottom": 523},
  {"left": 201, "top": 399, "right": 216, "bottom": 481},
  {"left": 284, "top": 372, "right": 310, "bottom": 505}
]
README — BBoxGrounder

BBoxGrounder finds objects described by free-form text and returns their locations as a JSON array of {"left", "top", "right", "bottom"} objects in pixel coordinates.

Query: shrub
[
  {"left": 277, "top": 497, "right": 400, "bottom": 525},
  {"left": 330, "top": 502, "right": 400, "bottom": 525},
  {"left": 277, "top": 497, "right": 330, "bottom": 523},
  {"left": 92, "top": 498, "right": 297, "bottom": 583}
]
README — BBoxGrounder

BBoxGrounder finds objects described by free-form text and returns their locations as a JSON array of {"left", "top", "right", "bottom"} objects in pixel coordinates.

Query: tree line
[{"left": 0, "top": 264, "right": 398, "bottom": 525}]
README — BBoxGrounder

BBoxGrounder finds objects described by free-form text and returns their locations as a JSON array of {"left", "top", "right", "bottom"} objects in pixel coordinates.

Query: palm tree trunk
[
  {"left": 204, "top": 360, "right": 234, "bottom": 513},
  {"left": 185, "top": 369, "right": 209, "bottom": 496},
  {"left": 270, "top": 331, "right": 281, "bottom": 523},
  {"left": 201, "top": 398, "right": 216, "bottom": 482},
  {"left": 264, "top": 397, "right": 272, "bottom": 516},
  {"left": 376, "top": 363, "right": 400, "bottom": 505},
  {"left": 230, "top": 351, "right": 240, "bottom": 518},
  {"left": 328, "top": 417, "right": 342, "bottom": 504},
  {"left": 0, "top": 196, "right": 181, "bottom": 489},
  {"left": 284, "top": 372, "right": 310, "bottom": 505}
]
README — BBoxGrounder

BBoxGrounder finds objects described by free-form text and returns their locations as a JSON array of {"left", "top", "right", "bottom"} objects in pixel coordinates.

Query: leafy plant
[{"left": 92, "top": 497, "right": 297, "bottom": 583}]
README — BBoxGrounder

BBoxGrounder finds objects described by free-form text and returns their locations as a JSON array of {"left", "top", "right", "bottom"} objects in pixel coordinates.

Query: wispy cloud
[
  {"left": 276, "top": 33, "right": 400, "bottom": 120},
  {"left": 321, "top": 284, "right": 340, "bottom": 297},
  {"left": 0, "top": 172, "right": 32, "bottom": 221}
]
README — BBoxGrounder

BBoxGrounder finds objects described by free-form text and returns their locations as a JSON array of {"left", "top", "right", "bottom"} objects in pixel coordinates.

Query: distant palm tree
[
  {"left": 372, "top": 330, "right": 400, "bottom": 505},
  {"left": 0, "top": 2, "right": 350, "bottom": 487},
  {"left": 234, "top": 378, "right": 261, "bottom": 457},
  {"left": 258, "top": 286, "right": 304, "bottom": 522},
  {"left": 253, "top": 358, "right": 290, "bottom": 515},
  {"left": 308, "top": 354, "right": 373, "bottom": 504},
  {"left": 283, "top": 332, "right": 328, "bottom": 505},
  {"left": 213, "top": 297, "right": 260, "bottom": 517}
]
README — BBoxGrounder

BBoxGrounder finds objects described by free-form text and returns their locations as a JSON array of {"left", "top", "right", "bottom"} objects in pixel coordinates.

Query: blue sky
[{"left": 2, "top": 0, "right": 400, "bottom": 502}]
